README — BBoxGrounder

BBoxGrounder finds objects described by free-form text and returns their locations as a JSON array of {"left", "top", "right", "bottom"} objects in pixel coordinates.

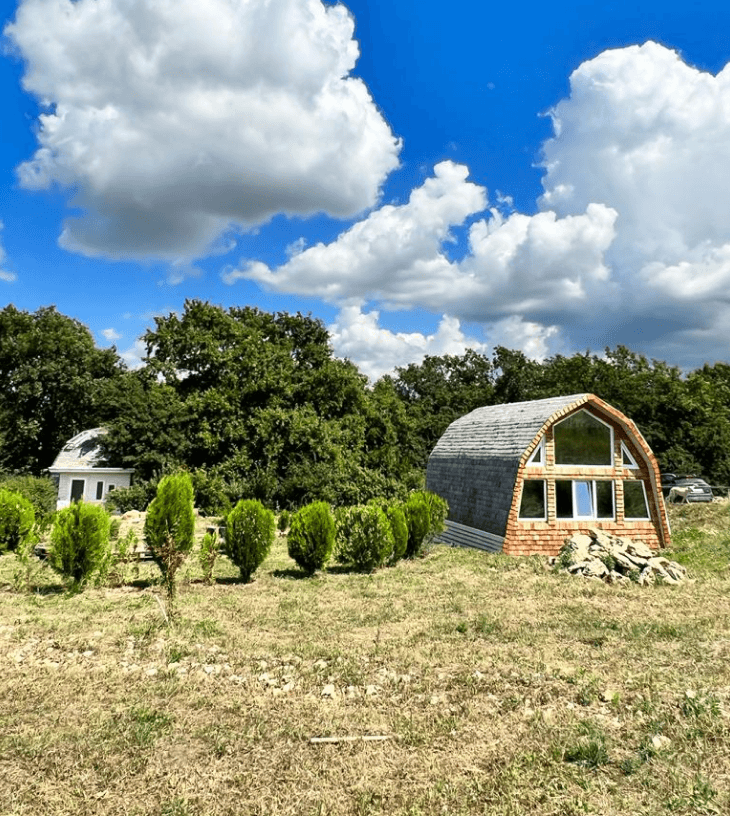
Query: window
[
  {"left": 556, "top": 480, "right": 614, "bottom": 519},
  {"left": 96, "top": 481, "right": 104, "bottom": 500},
  {"left": 70, "top": 479, "right": 85, "bottom": 503},
  {"left": 526, "top": 437, "right": 544, "bottom": 466},
  {"left": 621, "top": 441, "right": 639, "bottom": 469},
  {"left": 624, "top": 481, "right": 650, "bottom": 519},
  {"left": 107, "top": 484, "right": 115, "bottom": 493},
  {"left": 554, "top": 410, "right": 613, "bottom": 466},
  {"left": 519, "top": 480, "right": 546, "bottom": 519}
]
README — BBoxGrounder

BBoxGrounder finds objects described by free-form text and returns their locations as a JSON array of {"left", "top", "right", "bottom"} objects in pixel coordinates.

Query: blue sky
[{"left": 2, "top": 0, "right": 730, "bottom": 378}]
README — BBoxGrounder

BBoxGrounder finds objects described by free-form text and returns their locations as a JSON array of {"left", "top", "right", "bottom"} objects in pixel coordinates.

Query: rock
[
  {"left": 651, "top": 734, "right": 671, "bottom": 751},
  {"left": 321, "top": 684, "right": 336, "bottom": 698}
]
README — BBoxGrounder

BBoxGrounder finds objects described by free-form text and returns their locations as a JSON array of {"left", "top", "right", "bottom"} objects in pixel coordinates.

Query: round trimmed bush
[
  {"left": 367, "top": 499, "right": 408, "bottom": 565},
  {"left": 225, "top": 499, "right": 275, "bottom": 582},
  {"left": 287, "top": 501, "right": 335, "bottom": 575},
  {"left": 337, "top": 504, "right": 394, "bottom": 573},
  {"left": 404, "top": 490, "right": 449, "bottom": 557},
  {"left": 0, "top": 489, "right": 35, "bottom": 554},
  {"left": 49, "top": 501, "right": 111, "bottom": 588}
]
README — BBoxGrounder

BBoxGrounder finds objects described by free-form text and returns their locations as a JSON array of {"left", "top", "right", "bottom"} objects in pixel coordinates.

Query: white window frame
[
  {"left": 554, "top": 409, "right": 614, "bottom": 468},
  {"left": 624, "top": 480, "right": 650, "bottom": 520},
  {"left": 526, "top": 437, "right": 545, "bottom": 466},
  {"left": 620, "top": 441, "right": 639, "bottom": 469},
  {"left": 518, "top": 479, "right": 547, "bottom": 520},
  {"left": 556, "top": 479, "right": 615, "bottom": 520}
]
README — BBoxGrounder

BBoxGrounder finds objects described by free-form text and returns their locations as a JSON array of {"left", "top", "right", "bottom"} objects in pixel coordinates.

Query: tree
[{"left": 0, "top": 305, "right": 124, "bottom": 474}]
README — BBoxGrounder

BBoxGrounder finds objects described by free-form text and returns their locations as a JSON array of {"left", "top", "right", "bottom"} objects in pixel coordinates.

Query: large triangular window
[{"left": 554, "top": 409, "right": 613, "bottom": 466}]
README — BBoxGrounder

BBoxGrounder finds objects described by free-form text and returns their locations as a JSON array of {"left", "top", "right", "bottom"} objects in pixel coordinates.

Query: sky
[{"left": 3, "top": 0, "right": 730, "bottom": 379}]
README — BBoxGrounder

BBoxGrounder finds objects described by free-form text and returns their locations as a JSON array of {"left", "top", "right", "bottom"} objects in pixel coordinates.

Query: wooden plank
[{"left": 434, "top": 520, "right": 504, "bottom": 553}]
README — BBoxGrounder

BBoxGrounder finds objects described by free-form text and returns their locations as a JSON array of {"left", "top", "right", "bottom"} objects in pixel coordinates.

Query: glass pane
[
  {"left": 519, "top": 480, "right": 545, "bottom": 518},
  {"left": 554, "top": 410, "right": 612, "bottom": 465},
  {"left": 624, "top": 481, "right": 649, "bottom": 518},
  {"left": 555, "top": 480, "right": 573, "bottom": 518},
  {"left": 596, "top": 481, "right": 614, "bottom": 518},
  {"left": 70, "top": 479, "right": 85, "bottom": 502},
  {"left": 96, "top": 481, "right": 104, "bottom": 500},
  {"left": 574, "top": 481, "right": 594, "bottom": 517}
]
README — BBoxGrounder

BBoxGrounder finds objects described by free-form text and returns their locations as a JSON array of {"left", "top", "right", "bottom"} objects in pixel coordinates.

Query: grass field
[{"left": 2, "top": 504, "right": 730, "bottom": 815}]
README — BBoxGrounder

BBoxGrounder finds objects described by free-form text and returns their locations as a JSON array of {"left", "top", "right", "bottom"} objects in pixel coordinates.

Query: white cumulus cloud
[
  {"left": 101, "top": 328, "right": 122, "bottom": 342},
  {"left": 0, "top": 222, "right": 17, "bottom": 282},
  {"left": 328, "top": 306, "right": 487, "bottom": 381},
  {"left": 6, "top": 0, "right": 400, "bottom": 263}
]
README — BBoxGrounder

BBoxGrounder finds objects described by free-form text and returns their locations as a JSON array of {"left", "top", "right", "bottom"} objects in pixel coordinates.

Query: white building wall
[{"left": 55, "top": 470, "right": 133, "bottom": 510}]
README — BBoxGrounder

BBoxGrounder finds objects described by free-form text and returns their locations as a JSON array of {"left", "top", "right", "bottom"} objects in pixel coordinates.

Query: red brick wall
[{"left": 503, "top": 398, "right": 670, "bottom": 556}]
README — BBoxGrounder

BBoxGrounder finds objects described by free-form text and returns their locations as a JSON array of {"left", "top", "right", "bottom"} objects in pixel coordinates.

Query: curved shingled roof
[
  {"left": 426, "top": 394, "right": 592, "bottom": 539},
  {"left": 49, "top": 428, "right": 107, "bottom": 470}
]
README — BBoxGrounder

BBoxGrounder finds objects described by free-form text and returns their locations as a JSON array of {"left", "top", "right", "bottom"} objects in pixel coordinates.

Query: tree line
[{"left": 2, "top": 300, "right": 730, "bottom": 512}]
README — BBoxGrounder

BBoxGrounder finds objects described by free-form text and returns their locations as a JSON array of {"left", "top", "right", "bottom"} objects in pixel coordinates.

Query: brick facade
[{"left": 427, "top": 394, "right": 670, "bottom": 557}]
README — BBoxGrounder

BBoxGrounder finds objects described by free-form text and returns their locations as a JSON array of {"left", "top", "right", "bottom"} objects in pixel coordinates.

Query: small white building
[{"left": 49, "top": 428, "right": 134, "bottom": 510}]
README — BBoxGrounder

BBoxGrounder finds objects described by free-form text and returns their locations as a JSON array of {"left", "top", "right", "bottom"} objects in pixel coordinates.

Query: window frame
[
  {"left": 518, "top": 479, "right": 547, "bottom": 520},
  {"left": 526, "top": 437, "right": 545, "bottom": 467},
  {"left": 555, "top": 479, "right": 615, "bottom": 520},
  {"left": 620, "top": 441, "right": 639, "bottom": 469},
  {"left": 623, "top": 480, "right": 650, "bottom": 520},
  {"left": 553, "top": 409, "right": 614, "bottom": 468}
]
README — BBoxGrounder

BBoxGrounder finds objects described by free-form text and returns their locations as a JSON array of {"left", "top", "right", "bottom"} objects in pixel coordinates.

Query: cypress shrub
[
  {"left": 0, "top": 489, "right": 36, "bottom": 554},
  {"left": 49, "top": 501, "right": 111, "bottom": 588},
  {"left": 225, "top": 499, "right": 275, "bottom": 582},
  {"left": 144, "top": 471, "right": 195, "bottom": 608},
  {"left": 404, "top": 492, "right": 431, "bottom": 558},
  {"left": 368, "top": 499, "right": 408, "bottom": 565},
  {"left": 277, "top": 508, "right": 290, "bottom": 533},
  {"left": 404, "top": 490, "right": 449, "bottom": 557},
  {"left": 287, "top": 501, "right": 335, "bottom": 575},
  {"left": 337, "top": 504, "right": 394, "bottom": 573}
]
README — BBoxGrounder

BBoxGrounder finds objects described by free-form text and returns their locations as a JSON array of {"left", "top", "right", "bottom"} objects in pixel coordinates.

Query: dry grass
[{"left": 2, "top": 507, "right": 730, "bottom": 815}]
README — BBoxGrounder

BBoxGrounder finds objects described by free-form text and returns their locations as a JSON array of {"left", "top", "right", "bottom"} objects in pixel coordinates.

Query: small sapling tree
[
  {"left": 144, "top": 471, "right": 195, "bottom": 618},
  {"left": 49, "top": 501, "right": 111, "bottom": 590},
  {"left": 225, "top": 500, "right": 275, "bottom": 582},
  {"left": 287, "top": 501, "right": 335, "bottom": 575},
  {"left": 404, "top": 490, "right": 448, "bottom": 558}
]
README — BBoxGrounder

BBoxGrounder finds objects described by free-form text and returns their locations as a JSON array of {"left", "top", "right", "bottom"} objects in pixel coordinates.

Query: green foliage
[
  {"left": 368, "top": 499, "right": 408, "bottom": 565},
  {"left": 403, "top": 490, "right": 446, "bottom": 558},
  {"left": 107, "top": 528, "right": 141, "bottom": 587},
  {"left": 0, "top": 475, "right": 56, "bottom": 530},
  {"left": 105, "top": 482, "right": 157, "bottom": 513},
  {"left": 49, "top": 501, "right": 111, "bottom": 588},
  {"left": 277, "top": 509, "right": 290, "bottom": 532},
  {"left": 0, "top": 305, "right": 124, "bottom": 475},
  {"left": 198, "top": 530, "right": 220, "bottom": 585},
  {"left": 0, "top": 489, "right": 36, "bottom": 554},
  {"left": 225, "top": 500, "right": 275, "bottom": 582},
  {"left": 191, "top": 469, "right": 233, "bottom": 516},
  {"left": 336, "top": 504, "right": 394, "bottom": 573},
  {"left": 144, "top": 472, "right": 195, "bottom": 610},
  {"left": 287, "top": 501, "right": 335, "bottom": 575}
]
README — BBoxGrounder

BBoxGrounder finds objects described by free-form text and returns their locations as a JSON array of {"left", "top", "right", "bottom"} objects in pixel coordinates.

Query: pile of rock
[{"left": 555, "top": 528, "right": 687, "bottom": 586}]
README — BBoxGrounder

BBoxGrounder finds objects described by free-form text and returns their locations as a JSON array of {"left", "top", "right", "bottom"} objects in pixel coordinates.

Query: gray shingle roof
[
  {"left": 49, "top": 428, "right": 107, "bottom": 470},
  {"left": 426, "top": 394, "right": 591, "bottom": 538}
]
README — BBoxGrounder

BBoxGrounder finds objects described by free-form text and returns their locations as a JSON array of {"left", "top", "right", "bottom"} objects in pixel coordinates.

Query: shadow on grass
[{"left": 270, "top": 568, "right": 312, "bottom": 580}]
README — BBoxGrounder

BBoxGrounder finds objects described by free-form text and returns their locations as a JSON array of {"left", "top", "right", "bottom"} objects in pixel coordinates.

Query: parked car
[{"left": 666, "top": 476, "right": 713, "bottom": 503}]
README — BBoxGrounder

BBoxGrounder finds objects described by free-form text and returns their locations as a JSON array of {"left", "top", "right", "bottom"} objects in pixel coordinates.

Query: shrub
[
  {"left": 288, "top": 501, "right": 335, "bottom": 575},
  {"left": 337, "top": 504, "right": 394, "bottom": 573},
  {"left": 225, "top": 500, "right": 275, "bottom": 582},
  {"left": 0, "top": 489, "right": 36, "bottom": 554},
  {"left": 198, "top": 530, "right": 220, "bottom": 585},
  {"left": 403, "top": 490, "right": 448, "bottom": 558},
  {"left": 385, "top": 502, "right": 409, "bottom": 565},
  {"left": 49, "top": 501, "right": 111, "bottom": 588},
  {"left": 191, "top": 469, "right": 233, "bottom": 516},
  {"left": 144, "top": 471, "right": 195, "bottom": 613},
  {"left": 105, "top": 482, "right": 157, "bottom": 513},
  {"left": 277, "top": 509, "right": 290, "bottom": 533},
  {"left": 0, "top": 475, "right": 56, "bottom": 530}
]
